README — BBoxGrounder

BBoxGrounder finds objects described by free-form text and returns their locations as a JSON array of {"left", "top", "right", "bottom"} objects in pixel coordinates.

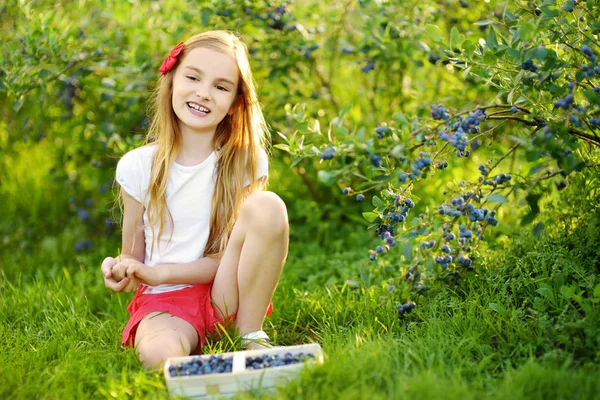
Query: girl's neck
[{"left": 176, "top": 124, "right": 216, "bottom": 166}]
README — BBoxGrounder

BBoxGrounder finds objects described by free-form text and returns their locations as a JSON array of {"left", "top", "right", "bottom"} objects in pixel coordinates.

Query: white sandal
[{"left": 241, "top": 330, "right": 272, "bottom": 349}]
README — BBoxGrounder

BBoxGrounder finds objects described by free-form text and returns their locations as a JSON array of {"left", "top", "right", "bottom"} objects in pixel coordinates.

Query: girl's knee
[
  {"left": 241, "top": 191, "right": 289, "bottom": 234},
  {"left": 136, "top": 335, "right": 191, "bottom": 370}
]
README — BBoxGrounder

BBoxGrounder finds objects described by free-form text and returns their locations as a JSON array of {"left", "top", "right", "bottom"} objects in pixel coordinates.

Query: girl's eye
[
  {"left": 217, "top": 86, "right": 228, "bottom": 92},
  {"left": 186, "top": 76, "right": 198, "bottom": 81}
]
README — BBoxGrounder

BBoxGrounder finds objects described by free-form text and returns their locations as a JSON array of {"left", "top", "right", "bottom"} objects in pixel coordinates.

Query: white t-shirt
[{"left": 115, "top": 143, "right": 268, "bottom": 294}]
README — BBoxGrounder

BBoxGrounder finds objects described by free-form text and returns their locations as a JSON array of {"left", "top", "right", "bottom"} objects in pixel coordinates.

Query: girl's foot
[{"left": 241, "top": 330, "right": 272, "bottom": 350}]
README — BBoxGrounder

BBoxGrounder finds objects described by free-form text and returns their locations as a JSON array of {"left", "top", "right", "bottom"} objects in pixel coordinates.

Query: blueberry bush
[{"left": 276, "top": 0, "right": 600, "bottom": 299}]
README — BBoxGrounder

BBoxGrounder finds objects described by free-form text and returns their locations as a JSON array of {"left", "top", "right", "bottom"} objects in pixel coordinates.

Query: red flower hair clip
[{"left": 159, "top": 42, "right": 185, "bottom": 75}]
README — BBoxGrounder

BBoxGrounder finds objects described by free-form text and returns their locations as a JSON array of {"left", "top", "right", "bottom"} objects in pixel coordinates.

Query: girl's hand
[
  {"left": 101, "top": 256, "right": 139, "bottom": 293},
  {"left": 112, "top": 258, "right": 165, "bottom": 287}
]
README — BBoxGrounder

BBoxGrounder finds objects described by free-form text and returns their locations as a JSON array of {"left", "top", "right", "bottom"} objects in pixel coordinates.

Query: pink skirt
[{"left": 121, "top": 283, "right": 273, "bottom": 351}]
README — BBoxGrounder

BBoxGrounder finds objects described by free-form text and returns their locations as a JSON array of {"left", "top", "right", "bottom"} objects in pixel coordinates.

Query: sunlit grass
[{"left": 2, "top": 196, "right": 600, "bottom": 399}]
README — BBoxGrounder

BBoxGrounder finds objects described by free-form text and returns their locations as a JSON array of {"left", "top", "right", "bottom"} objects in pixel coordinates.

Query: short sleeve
[
  {"left": 115, "top": 150, "right": 142, "bottom": 203},
  {"left": 243, "top": 147, "right": 269, "bottom": 187},
  {"left": 257, "top": 147, "right": 269, "bottom": 180}
]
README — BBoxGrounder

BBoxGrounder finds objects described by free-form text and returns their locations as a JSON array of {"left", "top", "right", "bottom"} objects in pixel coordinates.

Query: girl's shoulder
[
  {"left": 122, "top": 143, "right": 158, "bottom": 161},
  {"left": 116, "top": 143, "right": 158, "bottom": 178}
]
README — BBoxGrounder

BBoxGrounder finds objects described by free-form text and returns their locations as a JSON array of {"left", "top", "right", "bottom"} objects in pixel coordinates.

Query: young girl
[{"left": 100, "top": 30, "right": 290, "bottom": 371}]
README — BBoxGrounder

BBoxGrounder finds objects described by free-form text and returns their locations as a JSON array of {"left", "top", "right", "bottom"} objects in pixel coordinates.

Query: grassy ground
[{"left": 2, "top": 182, "right": 600, "bottom": 399}]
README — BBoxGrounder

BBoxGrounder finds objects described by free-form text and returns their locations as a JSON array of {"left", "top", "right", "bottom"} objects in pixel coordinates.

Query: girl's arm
[
  {"left": 153, "top": 255, "right": 220, "bottom": 285},
  {"left": 121, "top": 188, "right": 146, "bottom": 263}
]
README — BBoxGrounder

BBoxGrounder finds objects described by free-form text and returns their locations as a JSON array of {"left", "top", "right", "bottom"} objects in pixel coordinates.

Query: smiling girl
[{"left": 100, "top": 31, "right": 289, "bottom": 370}]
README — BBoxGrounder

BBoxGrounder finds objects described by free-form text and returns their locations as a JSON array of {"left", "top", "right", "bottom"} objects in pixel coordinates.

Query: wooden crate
[{"left": 164, "top": 343, "right": 324, "bottom": 399}]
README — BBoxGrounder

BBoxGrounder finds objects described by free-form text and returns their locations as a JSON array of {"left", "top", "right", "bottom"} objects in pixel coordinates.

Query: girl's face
[{"left": 171, "top": 46, "right": 240, "bottom": 136}]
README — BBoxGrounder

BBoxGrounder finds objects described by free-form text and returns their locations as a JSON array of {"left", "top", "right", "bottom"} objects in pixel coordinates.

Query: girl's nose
[{"left": 195, "top": 85, "right": 211, "bottom": 100}]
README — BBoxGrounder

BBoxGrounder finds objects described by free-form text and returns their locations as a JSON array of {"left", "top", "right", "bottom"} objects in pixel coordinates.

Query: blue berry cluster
[
  {"left": 428, "top": 54, "right": 441, "bottom": 64},
  {"left": 438, "top": 195, "right": 472, "bottom": 217},
  {"left": 478, "top": 163, "right": 489, "bottom": 176},
  {"left": 320, "top": 146, "right": 336, "bottom": 160},
  {"left": 437, "top": 109, "right": 487, "bottom": 157},
  {"left": 485, "top": 210, "right": 498, "bottom": 226},
  {"left": 246, "top": 352, "right": 314, "bottom": 370},
  {"left": 169, "top": 355, "right": 233, "bottom": 377},
  {"left": 553, "top": 93, "right": 574, "bottom": 110},
  {"left": 386, "top": 196, "right": 414, "bottom": 224},
  {"left": 302, "top": 44, "right": 320, "bottom": 58},
  {"left": 590, "top": 116, "right": 600, "bottom": 126},
  {"left": 510, "top": 106, "right": 518, "bottom": 113},
  {"left": 581, "top": 45, "right": 596, "bottom": 63},
  {"left": 521, "top": 59, "right": 538, "bottom": 72},
  {"left": 456, "top": 254, "right": 472, "bottom": 267},
  {"left": 435, "top": 254, "right": 453, "bottom": 269},
  {"left": 410, "top": 156, "right": 431, "bottom": 175},
  {"left": 431, "top": 104, "right": 451, "bottom": 120},
  {"left": 581, "top": 63, "right": 600, "bottom": 78},
  {"left": 442, "top": 223, "right": 456, "bottom": 242},
  {"left": 579, "top": 45, "right": 600, "bottom": 78},
  {"left": 569, "top": 115, "right": 583, "bottom": 128},
  {"left": 420, "top": 239, "right": 436, "bottom": 249},
  {"left": 361, "top": 60, "right": 375, "bottom": 73},
  {"left": 481, "top": 173, "right": 512, "bottom": 187},
  {"left": 266, "top": 4, "right": 288, "bottom": 30},
  {"left": 396, "top": 302, "right": 416, "bottom": 319},
  {"left": 435, "top": 161, "right": 449, "bottom": 169},
  {"left": 371, "top": 154, "right": 382, "bottom": 167},
  {"left": 375, "top": 126, "right": 391, "bottom": 139},
  {"left": 404, "top": 266, "right": 419, "bottom": 282},
  {"left": 458, "top": 224, "right": 473, "bottom": 243}
]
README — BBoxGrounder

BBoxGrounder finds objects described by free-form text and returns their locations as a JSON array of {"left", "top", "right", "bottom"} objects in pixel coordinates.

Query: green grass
[{"left": 2, "top": 188, "right": 600, "bottom": 399}]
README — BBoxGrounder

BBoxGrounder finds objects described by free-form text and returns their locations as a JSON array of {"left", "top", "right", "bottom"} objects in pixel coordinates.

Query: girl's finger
[
  {"left": 116, "top": 277, "right": 129, "bottom": 291},
  {"left": 125, "top": 264, "right": 136, "bottom": 278}
]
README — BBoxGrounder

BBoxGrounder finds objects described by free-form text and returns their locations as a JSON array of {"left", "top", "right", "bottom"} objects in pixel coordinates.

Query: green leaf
[
  {"left": 474, "top": 20, "right": 494, "bottom": 26},
  {"left": 533, "top": 222, "right": 544, "bottom": 239},
  {"left": 489, "top": 302, "right": 507, "bottom": 315},
  {"left": 425, "top": 24, "right": 443, "bottom": 43},
  {"left": 273, "top": 143, "right": 290, "bottom": 153},
  {"left": 403, "top": 242, "right": 413, "bottom": 261},
  {"left": 522, "top": 193, "right": 541, "bottom": 225},
  {"left": 362, "top": 212, "right": 379, "bottom": 222},
  {"left": 593, "top": 284, "right": 600, "bottom": 298},
  {"left": 529, "top": 163, "right": 547, "bottom": 176},
  {"left": 561, "top": 0, "right": 575, "bottom": 11},
  {"left": 201, "top": 7, "right": 211, "bottom": 25},
  {"left": 392, "top": 112, "right": 409, "bottom": 125},
  {"left": 526, "top": 46, "right": 548, "bottom": 61},
  {"left": 536, "top": 284, "right": 554, "bottom": 300},
  {"left": 559, "top": 285, "right": 575, "bottom": 299},
  {"left": 487, "top": 193, "right": 507, "bottom": 204},
  {"left": 13, "top": 97, "right": 24, "bottom": 112},
  {"left": 317, "top": 170, "right": 338, "bottom": 185},
  {"left": 486, "top": 27, "right": 499, "bottom": 50},
  {"left": 450, "top": 27, "right": 465, "bottom": 50},
  {"left": 372, "top": 195, "right": 385, "bottom": 208}
]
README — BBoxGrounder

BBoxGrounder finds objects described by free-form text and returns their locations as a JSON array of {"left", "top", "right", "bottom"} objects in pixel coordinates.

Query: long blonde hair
[{"left": 116, "top": 30, "right": 270, "bottom": 260}]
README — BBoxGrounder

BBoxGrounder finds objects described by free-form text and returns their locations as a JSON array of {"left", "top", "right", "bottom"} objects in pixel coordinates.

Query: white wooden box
[{"left": 164, "top": 343, "right": 324, "bottom": 399}]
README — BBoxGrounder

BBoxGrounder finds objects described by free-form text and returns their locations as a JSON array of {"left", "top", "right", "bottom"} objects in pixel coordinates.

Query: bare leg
[
  {"left": 210, "top": 191, "right": 289, "bottom": 339},
  {"left": 134, "top": 311, "right": 199, "bottom": 370}
]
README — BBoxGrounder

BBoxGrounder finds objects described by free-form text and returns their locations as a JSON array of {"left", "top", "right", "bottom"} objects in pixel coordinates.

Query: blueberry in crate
[
  {"left": 169, "top": 354, "right": 233, "bottom": 377},
  {"left": 245, "top": 351, "right": 315, "bottom": 370}
]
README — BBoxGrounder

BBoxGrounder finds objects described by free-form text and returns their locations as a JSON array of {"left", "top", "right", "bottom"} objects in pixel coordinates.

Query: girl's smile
[{"left": 172, "top": 47, "right": 239, "bottom": 135}]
